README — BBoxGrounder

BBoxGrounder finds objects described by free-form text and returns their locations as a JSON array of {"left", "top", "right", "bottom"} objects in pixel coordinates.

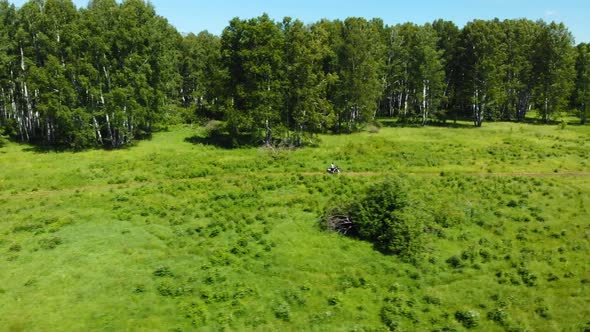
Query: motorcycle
[{"left": 327, "top": 166, "right": 340, "bottom": 174}]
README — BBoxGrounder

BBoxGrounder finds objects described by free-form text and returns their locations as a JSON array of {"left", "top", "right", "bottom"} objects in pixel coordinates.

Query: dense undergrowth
[{"left": 0, "top": 122, "right": 589, "bottom": 331}]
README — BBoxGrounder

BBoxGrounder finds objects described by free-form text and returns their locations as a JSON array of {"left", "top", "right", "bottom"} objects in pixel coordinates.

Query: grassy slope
[{"left": 0, "top": 122, "right": 589, "bottom": 331}]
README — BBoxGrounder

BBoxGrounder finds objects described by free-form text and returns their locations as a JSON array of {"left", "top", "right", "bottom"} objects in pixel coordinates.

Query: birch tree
[
  {"left": 283, "top": 18, "right": 335, "bottom": 144},
  {"left": 501, "top": 19, "right": 540, "bottom": 121},
  {"left": 574, "top": 43, "right": 590, "bottom": 124},
  {"left": 179, "top": 31, "right": 222, "bottom": 119},
  {"left": 221, "top": 14, "right": 285, "bottom": 144},
  {"left": 457, "top": 19, "right": 507, "bottom": 127},
  {"left": 532, "top": 21, "right": 576, "bottom": 123},
  {"left": 334, "top": 18, "right": 385, "bottom": 132},
  {"left": 431, "top": 19, "right": 460, "bottom": 119}
]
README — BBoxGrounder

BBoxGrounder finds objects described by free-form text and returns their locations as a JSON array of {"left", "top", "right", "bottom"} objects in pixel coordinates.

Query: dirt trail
[
  {"left": 2, "top": 170, "right": 590, "bottom": 200},
  {"left": 302, "top": 171, "right": 590, "bottom": 177}
]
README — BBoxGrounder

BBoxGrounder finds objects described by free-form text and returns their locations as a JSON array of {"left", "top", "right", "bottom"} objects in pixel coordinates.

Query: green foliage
[
  {"left": 574, "top": 43, "right": 590, "bottom": 124},
  {"left": 38, "top": 236, "right": 62, "bottom": 250},
  {"left": 0, "top": 0, "right": 180, "bottom": 149},
  {"left": 0, "top": 130, "right": 6, "bottom": 147},
  {"left": 221, "top": 14, "right": 286, "bottom": 144},
  {"left": 0, "top": 57, "right": 589, "bottom": 332},
  {"left": 455, "top": 309, "right": 480, "bottom": 328},
  {"left": 0, "top": 2, "right": 585, "bottom": 152},
  {"left": 532, "top": 22, "right": 576, "bottom": 123},
  {"left": 382, "top": 23, "right": 445, "bottom": 124},
  {"left": 272, "top": 302, "right": 291, "bottom": 321},
  {"left": 487, "top": 307, "right": 508, "bottom": 325},
  {"left": 327, "top": 177, "right": 426, "bottom": 260}
]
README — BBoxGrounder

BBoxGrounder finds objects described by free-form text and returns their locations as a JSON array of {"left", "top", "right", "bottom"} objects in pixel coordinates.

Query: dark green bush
[
  {"left": 272, "top": 302, "right": 291, "bottom": 321},
  {"left": 487, "top": 308, "right": 508, "bottom": 325},
  {"left": 518, "top": 268, "right": 538, "bottom": 287},
  {"left": 8, "top": 244, "right": 22, "bottom": 252},
  {"left": 204, "top": 120, "right": 226, "bottom": 137},
  {"left": 153, "top": 266, "right": 174, "bottom": 277},
  {"left": 326, "top": 177, "right": 425, "bottom": 260},
  {"left": 157, "top": 281, "right": 185, "bottom": 297},
  {"left": 39, "top": 237, "right": 62, "bottom": 250},
  {"left": 380, "top": 305, "right": 400, "bottom": 331},
  {"left": 423, "top": 295, "right": 441, "bottom": 305},
  {"left": 535, "top": 306, "right": 551, "bottom": 319},
  {"left": 455, "top": 310, "right": 480, "bottom": 328},
  {"left": 446, "top": 255, "right": 463, "bottom": 268}
]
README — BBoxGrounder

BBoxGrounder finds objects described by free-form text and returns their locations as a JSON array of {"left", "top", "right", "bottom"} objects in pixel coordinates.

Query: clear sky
[{"left": 10, "top": 0, "right": 590, "bottom": 43}]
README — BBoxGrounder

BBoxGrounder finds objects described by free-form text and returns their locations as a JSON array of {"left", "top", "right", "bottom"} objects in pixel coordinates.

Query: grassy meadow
[{"left": 0, "top": 121, "right": 589, "bottom": 331}]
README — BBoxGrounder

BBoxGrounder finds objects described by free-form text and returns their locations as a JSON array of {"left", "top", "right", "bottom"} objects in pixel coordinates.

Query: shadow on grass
[
  {"left": 21, "top": 136, "right": 147, "bottom": 153},
  {"left": 378, "top": 118, "right": 476, "bottom": 129},
  {"left": 378, "top": 116, "right": 588, "bottom": 128},
  {"left": 185, "top": 132, "right": 259, "bottom": 149}
]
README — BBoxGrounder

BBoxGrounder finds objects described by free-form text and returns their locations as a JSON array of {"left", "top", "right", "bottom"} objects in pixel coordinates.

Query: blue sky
[{"left": 10, "top": 0, "right": 590, "bottom": 43}]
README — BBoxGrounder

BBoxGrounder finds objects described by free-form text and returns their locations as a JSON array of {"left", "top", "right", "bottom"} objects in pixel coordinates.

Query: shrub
[
  {"left": 8, "top": 244, "right": 22, "bottom": 252},
  {"left": 181, "top": 301, "right": 208, "bottom": 326},
  {"left": 272, "top": 302, "right": 290, "bottom": 321},
  {"left": 423, "top": 295, "right": 441, "bottom": 305},
  {"left": 153, "top": 266, "right": 174, "bottom": 277},
  {"left": 518, "top": 268, "right": 538, "bottom": 287},
  {"left": 455, "top": 310, "right": 480, "bottom": 328},
  {"left": 535, "top": 306, "right": 551, "bottom": 319},
  {"left": 157, "top": 281, "right": 185, "bottom": 297},
  {"left": 366, "top": 121, "right": 382, "bottom": 134},
  {"left": 325, "top": 177, "right": 425, "bottom": 260},
  {"left": 380, "top": 305, "right": 400, "bottom": 331},
  {"left": 487, "top": 308, "right": 508, "bottom": 325},
  {"left": 39, "top": 236, "right": 62, "bottom": 250},
  {"left": 204, "top": 120, "right": 226, "bottom": 137},
  {"left": 282, "top": 289, "right": 306, "bottom": 306},
  {"left": 446, "top": 255, "right": 463, "bottom": 268},
  {"left": 327, "top": 295, "right": 339, "bottom": 306}
]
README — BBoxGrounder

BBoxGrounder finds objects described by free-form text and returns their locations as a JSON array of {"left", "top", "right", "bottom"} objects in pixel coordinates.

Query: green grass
[{"left": 0, "top": 122, "right": 589, "bottom": 331}]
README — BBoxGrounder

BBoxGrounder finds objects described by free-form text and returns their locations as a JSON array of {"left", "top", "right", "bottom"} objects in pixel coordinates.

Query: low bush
[
  {"left": 446, "top": 255, "right": 463, "bottom": 268},
  {"left": 39, "top": 237, "right": 62, "bottom": 250},
  {"left": 487, "top": 308, "right": 508, "bottom": 325},
  {"left": 324, "top": 177, "right": 426, "bottom": 260},
  {"left": 272, "top": 302, "right": 291, "bottom": 321},
  {"left": 455, "top": 309, "right": 480, "bottom": 328},
  {"left": 153, "top": 266, "right": 174, "bottom": 277}
]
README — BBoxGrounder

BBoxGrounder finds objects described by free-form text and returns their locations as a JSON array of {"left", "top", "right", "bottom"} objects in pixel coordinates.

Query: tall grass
[{"left": 0, "top": 122, "right": 588, "bottom": 330}]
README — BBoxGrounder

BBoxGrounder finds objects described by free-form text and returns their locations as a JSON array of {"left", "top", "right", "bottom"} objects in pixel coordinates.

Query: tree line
[{"left": 0, "top": 0, "right": 589, "bottom": 149}]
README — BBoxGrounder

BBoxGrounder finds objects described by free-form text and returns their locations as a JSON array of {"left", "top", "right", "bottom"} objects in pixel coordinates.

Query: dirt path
[
  {"left": 302, "top": 171, "right": 590, "bottom": 177},
  {"left": 2, "top": 170, "right": 590, "bottom": 200}
]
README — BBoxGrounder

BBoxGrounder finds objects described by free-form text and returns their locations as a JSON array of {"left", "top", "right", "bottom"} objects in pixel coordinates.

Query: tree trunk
[
  {"left": 423, "top": 86, "right": 427, "bottom": 124},
  {"left": 93, "top": 116, "right": 103, "bottom": 144},
  {"left": 403, "top": 88, "right": 408, "bottom": 117},
  {"left": 265, "top": 118, "right": 272, "bottom": 146},
  {"left": 105, "top": 113, "right": 114, "bottom": 147},
  {"left": 544, "top": 97, "right": 549, "bottom": 123}
]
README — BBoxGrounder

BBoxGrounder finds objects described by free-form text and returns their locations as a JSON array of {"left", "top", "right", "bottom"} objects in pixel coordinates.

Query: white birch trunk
[
  {"left": 422, "top": 81, "right": 427, "bottom": 125},
  {"left": 93, "top": 116, "right": 103, "bottom": 145}
]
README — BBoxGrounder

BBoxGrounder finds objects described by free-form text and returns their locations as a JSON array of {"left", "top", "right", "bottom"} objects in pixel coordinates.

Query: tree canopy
[{"left": 0, "top": 1, "right": 587, "bottom": 149}]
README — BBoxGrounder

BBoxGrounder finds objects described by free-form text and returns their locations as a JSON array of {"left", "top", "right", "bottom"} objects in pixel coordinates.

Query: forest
[
  {"left": 1, "top": 1, "right": 589, "bottom": 331},
  {"left": 0, "top": 0, "right": 589, "bottom": 149}
]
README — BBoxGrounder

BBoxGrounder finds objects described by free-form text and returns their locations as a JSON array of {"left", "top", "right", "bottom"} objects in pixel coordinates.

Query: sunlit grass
[{"left": 0, "top": 122, "right": 589, "bottom": 330}]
